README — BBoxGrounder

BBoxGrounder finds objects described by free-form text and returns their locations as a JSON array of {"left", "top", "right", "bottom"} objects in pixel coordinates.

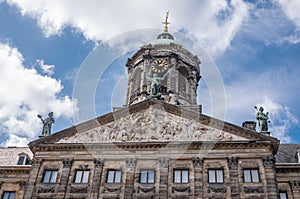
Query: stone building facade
[{"left": 1, "top": 25, "right": 300, "bottom": 199}]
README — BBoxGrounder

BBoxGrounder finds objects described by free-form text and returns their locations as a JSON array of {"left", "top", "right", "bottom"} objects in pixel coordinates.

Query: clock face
[{"left": 151, "top": 59, "right": 168, "bottom": 73}]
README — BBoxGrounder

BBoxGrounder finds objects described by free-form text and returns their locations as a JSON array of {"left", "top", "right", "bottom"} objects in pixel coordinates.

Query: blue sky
[{"left": 0, "top": 0, "right": 300, "bottom": 146}]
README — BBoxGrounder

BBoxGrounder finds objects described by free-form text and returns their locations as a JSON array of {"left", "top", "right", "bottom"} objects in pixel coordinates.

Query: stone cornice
[
  {"left": 0, "top": 166, "right": 31, "bottom": 175},
  {"left": 30, "top": 140, "right": 277, "bottom": 154},
  {"left": 275, "top": 164, "right": 300, "bottom": 173}
]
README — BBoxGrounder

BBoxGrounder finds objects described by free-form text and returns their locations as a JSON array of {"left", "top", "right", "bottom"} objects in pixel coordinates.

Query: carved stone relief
[{"left": 57, "top": 107, "right": 247, "bottom": 144}]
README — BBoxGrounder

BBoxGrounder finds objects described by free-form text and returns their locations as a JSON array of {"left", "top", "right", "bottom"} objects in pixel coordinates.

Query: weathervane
[{"left": 162, "top": 11, "right": 170, "bottom": 32}]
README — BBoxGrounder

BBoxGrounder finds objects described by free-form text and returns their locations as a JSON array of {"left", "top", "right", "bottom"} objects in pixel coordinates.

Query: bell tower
[{"left": 125, "top": 13, "right": 201, "bottom": 112}]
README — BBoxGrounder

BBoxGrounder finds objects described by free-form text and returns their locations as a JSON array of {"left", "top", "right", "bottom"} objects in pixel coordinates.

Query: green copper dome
[{"left": 150, "top": 32, "right": 179, "bottom": 45}]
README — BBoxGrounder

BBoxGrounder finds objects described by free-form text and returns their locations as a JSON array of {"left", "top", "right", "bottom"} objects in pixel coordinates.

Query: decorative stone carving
[
  {"left": 70, "top": 186, "right": 88, "bottom": 193},
  {"left": 290, "top": 181, "right": 300, "bottom": 189},
  {"left": 126, "top": 158, "right": 136, "bottom": 168},
  {"left": 18, "top": 181, "right": 26, "bottom": 189},
  {"left": 62, "top": 158, "right": 73, "bottom": 168},
  {"left": 159, "top": 158, "right": 169, "bottom": 168},
  {"left": 244, "top": 186, "right": 264, "bottom": 193},
  {"left": 32, "top": 157, "right": 42, "bottom": 166},
  {"left": 103, "top": 185, "right": 121, "bottom": 193},
  {"left": 94, "top": 158, "right": 104, "bottom": 167},
  {"left": 38, "top": 185, "right": 55, "bottom": 193},
  {"left": 172, "top": 186, "right": 190, "bottom": 193},
  {"left": 192, "top": 157, "right": 203, "bottom": 167},
  {"left": 57, "top": 108, "right": 246, "bottom": 144},
  {"left": 138, "top": 186, "right": 155, "bottom": 193},
  {"left": 228, "top": 157, "right": 238, "bottom": 168},
  {"left": 207, "top": 186, "right": 226, "bottom": 193},
  {"left": 262, "top": 156, "right": 274, "bottom": 168}
]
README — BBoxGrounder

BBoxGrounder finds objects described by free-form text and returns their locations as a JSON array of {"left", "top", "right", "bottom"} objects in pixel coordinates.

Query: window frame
[
  {"left": 140, "top": 169, "right": 155, "bottom": 184},
  {"left": 173, "top": 169, "right": 189, "bottom": 184},
  {"left": 2, "top": 191, "right": 15, "bottom": 199},
  {"left": 106, "top": 169, "right": 122, "bottom": 184},
  {"left": 243, "top": 168, "right": 260, "bottom": 183},
  {"left": 74, "top": 170, "right": 90, "bottom": 183},
  {"left": 42, "top": 170, "right": 58, "bottom": 184},
  {"left": 208, "top": 169, "right": 224, "bottom": 184},
  {"left": 279, "top": 191, "right": 288, "bottom": 199}
]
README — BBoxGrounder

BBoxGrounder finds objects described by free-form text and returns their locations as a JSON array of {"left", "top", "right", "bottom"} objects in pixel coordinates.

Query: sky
[{"left": 0, "top": 0, "right": 300, "bottom": 146}]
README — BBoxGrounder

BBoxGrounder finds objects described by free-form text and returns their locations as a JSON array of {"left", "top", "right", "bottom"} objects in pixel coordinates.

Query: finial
[{"left": 162, "top": 11, "right": 170, "bottom": 32}]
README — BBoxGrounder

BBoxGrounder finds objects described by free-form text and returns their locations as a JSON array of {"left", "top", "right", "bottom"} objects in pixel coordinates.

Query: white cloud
[
  {"left": 198, "top": 64, "right": 300, "bottom": 143},
  {"left": 36, "top": 59, "right": 54, "bottom": 75},
  {"left": 259, "top": 98, "right": 298, "bottom": 143},
  {"left": 0, "top": 42, "right": 78, "bottom": 146},
  {"left": 5, "top": 0, "right": 251, "bottom": 56},
  {"left": 276, "top": 0, "right": 300, "bottom": 43},
  {"left": 3, "top": 134, "right": 29, "bottom": 147}
]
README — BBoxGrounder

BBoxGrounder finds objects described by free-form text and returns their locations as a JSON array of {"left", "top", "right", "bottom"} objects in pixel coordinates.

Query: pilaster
[
  {"left": 57, "top": 158, "right": 73, "bottom": 199},
  {"left": 228, "top": 157, "right": 239, "bottom": 199},
  {"left": 124, "top": 158, "right": 136, "bottom": 199},
  {"left": 262, "top": 156, "right": 277, "bottom": 199},
  {"left": 90, "top": 158, "right": 104, "bottom": 199},
  {"left": 23, "top": 157, "right": 42, "bottom": 199},
  {"left": 159, "top": 158, "right": 169, "bottom": 199},
  {"left": 192, "top": 157, "right": 203, "bottom": 198}
]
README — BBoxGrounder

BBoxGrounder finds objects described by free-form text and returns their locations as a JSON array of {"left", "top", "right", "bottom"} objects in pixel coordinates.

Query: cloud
[
  {"left": 0, "top": 42, "right": 78, "bottom": 146},
  {"left": 36, "top": 59, "right": 55, "bottom": 75},
  {"left": 259, "top": 98, "right": 298, "bottom": 143},
  {"left": 198, "top": 63, "right": 300, "bottom": 143},
  {"left": 276, "top": 0, "right": 300, "bottom": 43},
  {"left": 5, "top": 0, "right": 251, "bottom": 56},
  {"left": 3, "top": 134, "right": 29, "bottom": 147}
]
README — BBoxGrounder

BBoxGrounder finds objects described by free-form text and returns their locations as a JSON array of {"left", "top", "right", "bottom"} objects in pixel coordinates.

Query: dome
[{"left": 150, "top": 31, "right": 179, "bottom": 45}]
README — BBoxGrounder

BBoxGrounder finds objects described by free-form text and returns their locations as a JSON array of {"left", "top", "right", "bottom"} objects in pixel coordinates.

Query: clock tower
[{"left": 125, "top": 13, "right": 201, "bottom": 112}]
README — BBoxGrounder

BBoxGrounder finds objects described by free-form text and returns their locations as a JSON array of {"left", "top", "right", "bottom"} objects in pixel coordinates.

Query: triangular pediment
[{"left": 30, "top": 99, "right": 278, "bottom": 146}]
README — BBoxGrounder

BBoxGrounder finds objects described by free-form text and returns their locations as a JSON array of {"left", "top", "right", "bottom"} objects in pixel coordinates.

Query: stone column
[
  {"left": 159, "top": 158, "right": 169, "bottom": 199},
  {"left": 124, "top": 158, "right": 136, "bottom": 199},
  {"left": 90, "top": 159, "right": 104, "bottom": 199},
  {"left": 262, "top": 156, "right": 277, "bottom": 199},
  {"left": 57, "top": 158, "right": 73, "bottom": 199},
  {"left": 23, "top": 157, "right": 42, "bottom": 199},
  {"left": 192, "top": 157, "right": 203, "bottom": 198},
  {"left": 228, "top": 157, "right": 239, "bottom": 199}
]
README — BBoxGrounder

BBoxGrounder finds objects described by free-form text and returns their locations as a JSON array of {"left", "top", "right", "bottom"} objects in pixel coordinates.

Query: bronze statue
[
  {"left": 147, "top": 70, "right": 171, "bottom": 99},
  {"left": 38, "top": 112, "right": 55, "bottom": 136},
  {"left": 254, "top": 106, "right": 269, "bottom": 133}
]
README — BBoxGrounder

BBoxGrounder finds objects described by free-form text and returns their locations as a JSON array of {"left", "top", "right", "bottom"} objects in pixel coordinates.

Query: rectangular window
[
  {"left": 140, "top": 170, "right": 155, "bottom": 183},
  {"left": 107, "top": 170, "right": 122, "bottom": 183},
  {"left": 208, "top": 169, "right": 224, "bottom": 183},
  {"left": 17, "top": 156, "right": 25, "bottom": 165},
  {"left": 42, "top": 170, "right": 58, "bottom": 183},
  {"left": 279, "top": 191, "right": 288, "bottom": 199},
  {"left": 174, "top": 169, "right": 189, "bottom": 183},
  {"left": 74, "top": 170, "right": 90, "bottom": 183},
  {"left": 243, "top": 169, "right": 260, "bottom": 183},
  {"left": 2, "top": 192, "right": 15, "bottom": 199}
]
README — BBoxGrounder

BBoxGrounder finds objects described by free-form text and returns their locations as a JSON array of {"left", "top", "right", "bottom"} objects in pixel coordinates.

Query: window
[
  {"left": 107, "top": 170, "right": 122, "bottom": 183},
  {"left": 174, "top": 169, "right": 189, "bottom": 183},
  {"left": 74, "top": 170, "right": 89, "bottom": 183},
  {"left": 208, "top": 169, "right": 224, "bottom": 183},
  {"left": 279, "top": 191, "right": 288, "bottom": 199},
  {"left": 140, "top": 170, "right": 155, "bottom": 183},
  {"left": 17, "top": 156, "right": 30, "bottom": 165},
  {"left": 2, "top": 191, "right": 15, "bottom": 199},
  {"left": 243, "top": 169, "right": 260, "bottom": 183},
  {"left": 42, "top": 170, "right": 58, "bottom": 183}
]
